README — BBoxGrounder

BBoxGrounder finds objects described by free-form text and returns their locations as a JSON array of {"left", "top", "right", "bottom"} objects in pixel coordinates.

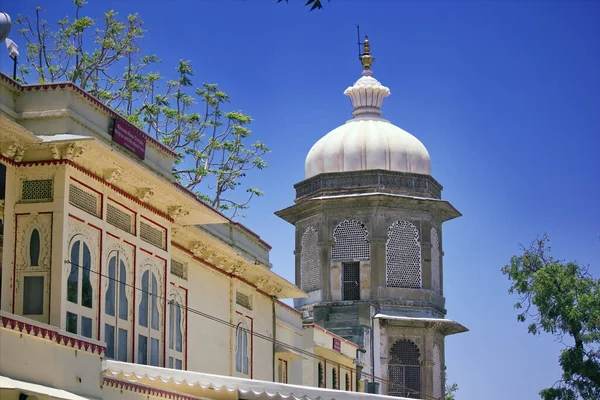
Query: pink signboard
[
  {"left": 333, "top": 337, "right": 341, "bottom": 352},
  {"left": 112, "top": 118, "right": 146, "bottom": 159}
]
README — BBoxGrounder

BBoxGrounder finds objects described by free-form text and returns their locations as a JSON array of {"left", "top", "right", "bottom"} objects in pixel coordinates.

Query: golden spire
[{"left": 360, "top": 35, "right": 375, "bottom": 72}]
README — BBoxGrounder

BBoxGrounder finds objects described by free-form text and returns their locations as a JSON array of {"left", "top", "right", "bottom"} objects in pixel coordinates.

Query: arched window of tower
[
  {"left": 388, "top": 339, "right": 421, "bottom": 398},
  {"left": 300, "top": 226, "right": 320, "bottom": 292},
  {"left": 433, "top": 343, "right": 442, "bottom": 399},
  {"left": 431, "top": 227, "right": 441, "bottom": 294},
  {"left": 331, "top": 220, "right": 370, "bottom": 261},
  {"left": 386, "top": 221, "right": 422, "bottom": 288}
]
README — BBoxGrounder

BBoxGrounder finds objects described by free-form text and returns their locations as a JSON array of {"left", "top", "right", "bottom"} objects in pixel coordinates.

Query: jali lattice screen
[
  {"left": 386, "top": 220, "right": 422, "bottom": 288},
  {"left": 331, "top": 220, "right": 370, "bottom": 261},
  {"left": 431, "top": 227, "right": 440, "bottom": 293},
  {"left": 300, "top": 226, "right": 320, "bottom": 292}
]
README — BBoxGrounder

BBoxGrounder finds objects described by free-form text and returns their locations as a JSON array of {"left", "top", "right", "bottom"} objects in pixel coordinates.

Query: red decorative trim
[
  {"left": 68, "top": 213, "right": 85, "bottom": 223},
  {"left": 106, "top": 231, "right": 120, "bottom": 240},
  {"left": 276, "top": 299, "right": 302, "bottom": 316},
  {"left": 140, "top": 248, "right": 153, "bottom": 256},
  {"left": 131, "top": 242, "right": 137, "bottom": 362},
  {"left": 70, "top": 176, "right": 104, "bottom": 219},
  {"left": 108, "top": 197, "right": 138, "bottom": 236},
  {"left": 0, "top": 73, "right": 177, "bottom": 158},
  {"left": 182, "top": 285, "right": 188, "bottom": 371},
  {"left": 0, "top": 313, "right": 105, "bottom": 356},
  {"left": 17, "top": 160, "right": 173, "bottom": 223},
  {"left": 102, "top": 377, "right": 205, "bottom": 400},
  {"left": 302, "top": 324, "right": 359, "bottom": 349}
]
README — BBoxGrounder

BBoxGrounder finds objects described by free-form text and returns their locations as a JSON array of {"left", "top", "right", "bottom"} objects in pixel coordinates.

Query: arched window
[
  {"left": 168, "top": 288, "right": 186, "bottom": 370},
  {"left": 66, "top": 237, "right": 94, "bottom": 338},
  {"left": 300, "top": 226, "right": 320, "bottom": 292},
  {"left": 345, "top": 372, "right": 350, "bottom": 391},
  {"left": 431, "top": 228, "right": 440, "bottom": 293},
  {"left": 433, "top": 344, "right": 442, "bottom": 399},
  {"left": 332, "top": 220, "right": 370, "bottom": 261},
  {"left": 104, "top": 250, "right": 130, "bottom": 361},
  {"left": 235, "top": 323, "right": 249, "bottom": 375},
  {"left": 29, "top": 229, "right": 40, "bottom": 266},
  {"left": 388, "top": 339, "right": 421, "bottom": 398},
  {"left": 138, "top": 268, "right": 162, "bottom": 366},
  {"left": 332, "top": 367, "right": 338, "bottom": 390},
  {"left": 318, "top": 362, "right": 324, "bottom": 388},
  {"left": 386, "top": 220, "right": 422, "bottom": 288}
]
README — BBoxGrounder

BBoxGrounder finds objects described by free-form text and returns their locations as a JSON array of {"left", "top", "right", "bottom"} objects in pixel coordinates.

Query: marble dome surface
[{"left": 304, "top": 72, "right": 431, "bottom": 179}]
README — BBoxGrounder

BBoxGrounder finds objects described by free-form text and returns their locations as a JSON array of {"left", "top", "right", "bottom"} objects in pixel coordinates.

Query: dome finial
[{"left": 360, "top": 35, "right": 375, "bottom": 75}]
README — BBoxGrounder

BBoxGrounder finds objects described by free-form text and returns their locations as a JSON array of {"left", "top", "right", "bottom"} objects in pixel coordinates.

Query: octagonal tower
[{"left": 276, "top": 37, "right": 467, "bottom": 399}]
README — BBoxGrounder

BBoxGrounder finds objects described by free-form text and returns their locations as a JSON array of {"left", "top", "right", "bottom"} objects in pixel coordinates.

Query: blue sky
[{"left": 3, "top": 1, "right": 600, "bottom": 399}]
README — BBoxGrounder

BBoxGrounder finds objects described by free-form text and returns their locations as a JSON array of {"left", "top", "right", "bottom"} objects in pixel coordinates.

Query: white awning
[
  {"left": 374, "top": 313, "right": 468, "bottom": 335},
  {"left": 103, "top": 360, "right": 409, "bottom": 400},
  {"left": 0, "top": 376, "right": 93, "bottom": 400}
]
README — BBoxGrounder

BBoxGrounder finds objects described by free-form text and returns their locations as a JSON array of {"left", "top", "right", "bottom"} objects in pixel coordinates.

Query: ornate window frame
[
  {"left": 65, "top": 226, "right": 99, "bottom": 339},
  {"left": 135, "top": 256, "right": 165, "bottom": 366},
  {"left": 15, "top": 213, "right": 52, "bottom": 323},
  {"left": 234, "top": 314, "right": 251, "bottom": 377},
  {"left": 300, "top": 226, "right": 320, "bottom": 292},
  {"left": 167, "top": 285, "right": 186, "bottom": 370},
  {"left": 431, "top": 227, "right": 441, "bottom": 294},
  {"left": 332, "top": 220, "right": 370, "bottom": 261},
  {"left": 101, "top": 238, "right": 134, "bottom": 361}
]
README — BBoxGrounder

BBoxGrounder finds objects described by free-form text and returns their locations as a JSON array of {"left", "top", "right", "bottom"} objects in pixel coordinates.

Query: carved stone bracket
[
  {"left": 255, "top": 276, "right": 271, "bottom": 290},
  {"left": 191, "top": 242, "right": 208, "bottom": 258},
  {"left": 2, "top": 143, "right": 24, "bottom": 161},
  {"left": 104, "top": 168, "right": 123, "bottom": 184},
  {"left": 168, "top": 206, "right": 189, "bottom": 221},
  {"left": 225, "top": 263, "right": 246, "bottom": 276},
  {"left": 268, "top": 285, "right": 283, "bottom": 297},
  {"left": 137, "top": 187, "right": 155, "bottom": 202}
]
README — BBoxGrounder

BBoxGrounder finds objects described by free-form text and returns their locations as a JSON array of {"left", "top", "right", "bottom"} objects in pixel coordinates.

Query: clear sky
[{"left": 3, "top": 1, "right": 600, "bottom": 399}]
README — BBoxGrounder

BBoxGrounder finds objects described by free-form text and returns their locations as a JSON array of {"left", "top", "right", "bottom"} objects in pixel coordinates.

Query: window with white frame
[
  {"left": 137, "top": 265, "right": 163, "bottom": 366},
  {"left": 66, "top": 236, "right": 95, "bottom": 338},
  {"left": 104, "top": 249, "right": 132, "bottom": 361},
  {"left": 168, "top": 287, "right": 186, "bottom": 370},
  {"left": 235, "top": 322, "right": 249, "bottom": 375}
]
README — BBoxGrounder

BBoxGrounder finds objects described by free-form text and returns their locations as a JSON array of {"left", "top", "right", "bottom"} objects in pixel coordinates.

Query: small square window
[{"left": 23, "top": 276, "right": 44, "bottom": 315}]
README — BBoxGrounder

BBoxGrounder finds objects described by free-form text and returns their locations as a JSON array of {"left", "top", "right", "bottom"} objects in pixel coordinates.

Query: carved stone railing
[{"left": 294, "top": 170, "right": 443, "bottom": 200}]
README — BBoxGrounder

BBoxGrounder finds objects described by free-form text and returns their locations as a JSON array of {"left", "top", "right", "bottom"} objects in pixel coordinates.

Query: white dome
[{"left": 304, "top": 73, "right": 431, "bottom": 179}]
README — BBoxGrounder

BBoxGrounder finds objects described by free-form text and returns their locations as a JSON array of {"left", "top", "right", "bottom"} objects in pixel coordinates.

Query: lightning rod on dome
[{"left": 355, "top": 24, "right": 374, "bottom": 75}]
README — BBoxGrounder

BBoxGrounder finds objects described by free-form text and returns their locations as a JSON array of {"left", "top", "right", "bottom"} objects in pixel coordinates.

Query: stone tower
[{"left": 276, "top": 37, "right": 467, "bottom": 399}]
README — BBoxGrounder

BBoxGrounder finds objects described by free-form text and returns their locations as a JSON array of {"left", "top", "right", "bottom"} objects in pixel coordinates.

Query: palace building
[{"left": 0, "top": 36, "right": 465, "bottom": 400}]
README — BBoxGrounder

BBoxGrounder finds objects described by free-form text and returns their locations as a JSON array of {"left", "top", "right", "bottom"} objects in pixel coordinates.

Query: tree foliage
[
  {"left": 277, "top": 0, "right": 329, "bottom": 11},
  {"left": 15, "top": 0, "right": 268, "bottom": 218},
  {"left": 502, "top": 235, "right": 600, "bottom": 400}
]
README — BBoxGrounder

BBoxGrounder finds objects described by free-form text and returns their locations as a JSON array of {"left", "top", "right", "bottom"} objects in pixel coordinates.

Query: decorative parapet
[
  {"left": 0, "top": 311, "right": 106, "bottom": 356},
  {"left": 102, "top": 377, "right": 206, "bottom": 400},
  {"left": 295, "top": 169, "right": 443, "bottom": 201}
]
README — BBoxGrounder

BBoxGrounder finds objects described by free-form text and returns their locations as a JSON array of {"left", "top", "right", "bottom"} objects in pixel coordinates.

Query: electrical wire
[{"left": 64, "top": 259, "right": 435, "bottom": 399}]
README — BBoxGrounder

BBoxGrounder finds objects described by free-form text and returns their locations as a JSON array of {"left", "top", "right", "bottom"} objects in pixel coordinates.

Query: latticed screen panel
[
  {"left": 331, "top": 220, "right": 370, "bottom": 261},
  {"left": 69, "top": 183, "right": 100, "bottom": 217},
  {"left": 342, "top": 262, "right": 360, "bottom": 301},
  {"left": 21, "top": 179, "right": 53, "bottom": 202},
  {"left": 236, "top": 291, "right": 252, "bottom": 310},
  {"left": 431, "top": 228, "right": 441, "bottom": 293},
  {"left": 140, "top": 221, "right": 166, "bottom": 250},
  {"left": 386, "top": 220, "right": 422, "bottom": 288},
  {"left": 170, "top": 259, "right": 187, "bottom": 280},
  {"left": 388, "top": 339, "right": 421, "bottom": 398},
  {"left": 107, "top": 203, "right": 134, "bottom": 234},
  {"left": 300, "top": 226, "right": 320, "bottom": 292},
  {"left": 432, "top": 344, "right": 442, "bottom": 399}
]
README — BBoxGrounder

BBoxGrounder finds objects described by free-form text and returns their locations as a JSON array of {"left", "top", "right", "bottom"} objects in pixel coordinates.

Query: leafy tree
[
  {"left": 502, "top": 235, "right": 600, "bottom": 400},
  {"left": 15, "top": 0, "right": 268, "bottom": 218},
  {"left": 444, "top": 372, "right": 458, "bottom": 400},
  {"left": 277, "top": 0, "right": 329, "bottom": 11}
]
